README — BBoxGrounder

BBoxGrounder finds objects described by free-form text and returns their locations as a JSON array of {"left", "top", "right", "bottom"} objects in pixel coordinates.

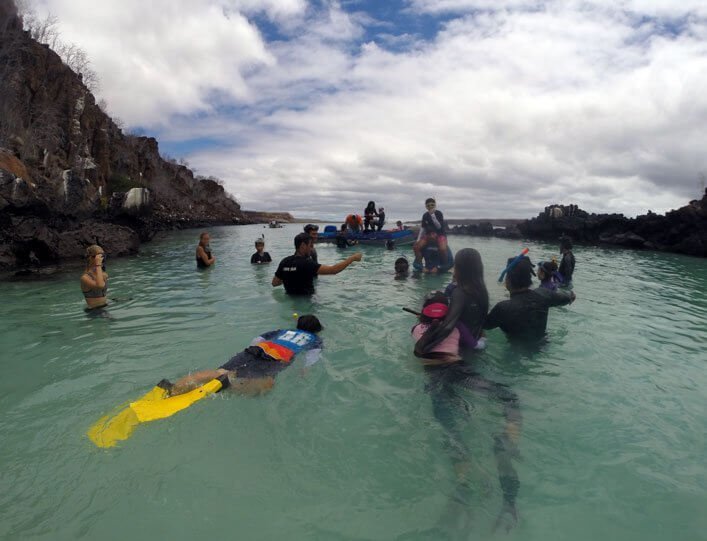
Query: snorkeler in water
[
  {"left": 167, "top": 315, "right": 323, "bottom": 397},
  {"left": 411, "top": 290, "right": 522, "bottom": 531},
  {"left": 394, "top": 257, "right": 409, "bottom": 279}
]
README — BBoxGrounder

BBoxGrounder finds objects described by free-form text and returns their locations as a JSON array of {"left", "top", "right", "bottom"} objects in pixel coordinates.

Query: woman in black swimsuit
[
  {"left": 196, "top": 232, "right": 215, "bottom": 268},
  {"left": 80, "top": 245, "right": 108, "bottom": 309}
]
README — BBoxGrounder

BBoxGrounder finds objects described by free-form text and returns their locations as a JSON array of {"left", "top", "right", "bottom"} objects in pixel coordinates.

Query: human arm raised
[{"left": 317, "top": 253, "right": 362, "bottom": 275}]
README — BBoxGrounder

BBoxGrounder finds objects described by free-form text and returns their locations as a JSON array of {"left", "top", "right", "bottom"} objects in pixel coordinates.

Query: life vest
[{"left": 255, "top": 330, "right": 317, "bottom": 363}]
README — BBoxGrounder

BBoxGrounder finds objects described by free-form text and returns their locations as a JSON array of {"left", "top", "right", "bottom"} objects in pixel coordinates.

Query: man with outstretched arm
[{"left": 272, "top": 233, "right": 362, "bottom": 295}]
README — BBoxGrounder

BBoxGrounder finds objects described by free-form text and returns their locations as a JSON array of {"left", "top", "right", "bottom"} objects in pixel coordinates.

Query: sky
[{"left": 29, "top": 0, "right": 707, "bottom": 220}]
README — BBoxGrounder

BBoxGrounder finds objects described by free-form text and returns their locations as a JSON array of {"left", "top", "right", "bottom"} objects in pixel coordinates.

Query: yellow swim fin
[{"left": 87, "top": 377, "right": 226, "bottom": 448}]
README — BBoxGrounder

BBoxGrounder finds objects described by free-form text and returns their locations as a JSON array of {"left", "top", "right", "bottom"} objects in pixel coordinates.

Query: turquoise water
[{"left": 0, "top": 224, "right": 705, "bottom": 541}]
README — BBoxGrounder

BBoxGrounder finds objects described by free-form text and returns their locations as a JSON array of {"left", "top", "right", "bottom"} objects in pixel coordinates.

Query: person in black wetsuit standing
[
  {"left": 414, "top": 248, "right": 522, "bottom": 531},
  {"left": 250, "top": 238, "right": 272, "bottom": 264},
  {"left": 559, "top": 237, "right": 575, "bottom": 286},
  {"left": 485, "top": 256, "right": 575, "bottom": 342},
  {"left": 272, "top": 233, "right": 362, "bottom": 295}
]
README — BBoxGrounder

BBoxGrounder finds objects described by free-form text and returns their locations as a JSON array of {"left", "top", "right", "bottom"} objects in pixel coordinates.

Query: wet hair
[
  {"left": 394, "top": 257, "right": 409, "bottom": 274},
  {"left": 85, "top": 245, "right": 103, "bottom": 268},
  {"left": 425, "top": 197, "right": 436, "bottom": 205},
  {"left": 453, "top": 248, "right": 489, "bottom": 316},
  {"left": 419, "top": 291, "right": 449, "bottom": 324},
  {"left": 199, "top": 232, "right": 209, "bottom": 241},
  {"left": 537, "top": 260, "right": 558, "bottom": 280},
  {"left": 506, "top": 256, "right": 534, "bottom": 290},
  {"left": 560, "top": 237, "right": 573, "bottom": 251},
  {"left": 297, "top": 314, "right": 322, "bottom": 333},
  {"left": 365, "top": 201, "right": 376, "bottom": 211},
  {"left": 294, "top": 232, "right": 312, "bottom": 250}
]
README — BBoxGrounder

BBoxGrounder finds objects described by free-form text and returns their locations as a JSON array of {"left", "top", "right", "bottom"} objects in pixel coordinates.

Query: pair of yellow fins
[{"left": 87, "top": 375, "right": 228, "bottom": 448}]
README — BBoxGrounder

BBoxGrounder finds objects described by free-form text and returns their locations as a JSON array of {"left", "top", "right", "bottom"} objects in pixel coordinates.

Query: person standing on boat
[
  {"left": 304, "top": 224, "right": 319, "bottom": 265},
  {"left": 81, "top": 244, "right": 109, "bottom": 310},
  {"left": 364, "top": 201, "right": 378, "bottom": 231},
  {"left": 272, "top": 233, "right": 363, "bottom": 295},
  {"left": 196, "top": 232, "right": 215, "bottom": 268},
  {"left": 413, "top": 198, "right": 449, "bottom": 273}
]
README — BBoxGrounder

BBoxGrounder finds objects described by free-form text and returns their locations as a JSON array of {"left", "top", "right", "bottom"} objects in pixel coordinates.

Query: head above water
[
  {"left": 294, "top": 232, "right": 313, "bottom": 252},
  {"left": 452, "top": 248, "right": 489, "bottom": 314},
  {"left": 304, "top": 224, "right": 319, "bottom": 234},
  {"left": 394, "top": 257, "right": 409, "bottom": 274},
  {"left": 560, "top": 237, "right": 573, "bottom": 251},
  {"left": 419, "top": 290, "right": 449, "bottom": 323},
  {"left": 537, "top": 260, "right": 558, "bottom": 280},
  {"left": 505, "top": 256, "right": 535, "bottom": 290},
  {"left": 255, "top": 238, "right": 265, "bottom": 248},
  {"left": 85, "top": 244, "right": 104, "bottom": 268},
  {"left": 296, "top": 314, "right": 322, "bottom": 333},
  {"left": 425, "top": 197, "right": 436, "bottom": 210},
  {"left": 199, "top": 232, "right": 210, "bottom": 244}
]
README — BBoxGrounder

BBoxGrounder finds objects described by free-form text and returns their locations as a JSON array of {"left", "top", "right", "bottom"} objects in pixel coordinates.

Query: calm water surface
[{"left": 1, "top": 224, "right": 705, "bottom": 540}]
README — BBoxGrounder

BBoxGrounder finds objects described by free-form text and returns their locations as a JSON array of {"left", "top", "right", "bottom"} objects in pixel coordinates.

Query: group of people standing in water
[{"left": 81, "top": 196, "right": 578, "bottom": 532}]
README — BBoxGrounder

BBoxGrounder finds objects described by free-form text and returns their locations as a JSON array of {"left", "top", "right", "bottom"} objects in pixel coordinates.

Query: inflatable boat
[{"left": 316, "top": 226, "right": 415, "bottom": 247}]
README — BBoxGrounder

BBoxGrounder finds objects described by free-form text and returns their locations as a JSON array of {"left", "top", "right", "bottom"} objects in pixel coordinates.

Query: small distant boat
[
  {"left": 316, "top": 226, "right": 415, "bottom": 247},
  {"left": 268, "top": 221, "right": 283, "bottom": 228}
]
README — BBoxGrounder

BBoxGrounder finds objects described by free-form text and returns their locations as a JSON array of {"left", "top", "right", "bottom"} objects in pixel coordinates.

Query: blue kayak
[{"left": 316, "top": 227, "right": 415, "bottom": 246}]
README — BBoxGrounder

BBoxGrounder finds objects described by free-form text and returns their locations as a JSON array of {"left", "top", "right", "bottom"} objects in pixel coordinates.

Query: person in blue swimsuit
[{"left": 166, "top": 315, "right": 323, "bottom": 396}]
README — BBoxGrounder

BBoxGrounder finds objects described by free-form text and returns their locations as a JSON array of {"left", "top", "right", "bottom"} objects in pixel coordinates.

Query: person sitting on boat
[
  {"left": 250, "top": 238, "right": 272, "bottom": 264},
  {"left": 336, "top": 223, "right": 358, "bottom": 248},
  {"left": 196, "top": 232, "right": 215, "bottom": 268},
  {"left": 81, "top": 244, "right": 109, "bottom": 310},
  {"left": 345, "top": 214, "right": 363, "bottom": 233},
  {"left": 304, "top": 224, "right": 319, "bottom": 265},
  {"left": 376, "top": 207, "right": 386, "bottom": 231},
  {"left": 413, "top": 198, "right": 448, "bottom": 272},
  {"left": 166, "top": 315, "right": 324, "bottom": 397},
  {"left": 364, "top": 201, "right": 378, "bottom": 231},
  {"left": 272, "top": 233, "right": 363, "bottom": 295}
]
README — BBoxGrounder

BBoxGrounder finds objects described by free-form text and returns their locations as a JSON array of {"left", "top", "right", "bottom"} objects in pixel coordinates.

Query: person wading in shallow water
[
  {"left": 196, "top": 232, "right": 215, "bottom": 268},
  {"left": 80, "top": 245, "right": 108, "bottom": 309},
  {"left": 272, "top": 233, "right": 362, "bottom": 296}
]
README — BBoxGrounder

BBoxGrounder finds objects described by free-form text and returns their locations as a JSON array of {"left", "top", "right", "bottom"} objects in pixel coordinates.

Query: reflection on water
[{"left": 0, "top": 225, "right": 705, "bottom": 541}]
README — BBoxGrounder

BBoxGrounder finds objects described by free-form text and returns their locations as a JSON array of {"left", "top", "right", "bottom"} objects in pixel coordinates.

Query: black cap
[{"left": 304, "top": 224, "right": 319, "bottom": 232}]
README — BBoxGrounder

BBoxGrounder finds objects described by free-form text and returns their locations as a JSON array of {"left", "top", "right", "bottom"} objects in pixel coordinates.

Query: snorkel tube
[{"left": 498, "top": 248, "right": 529, "bottom": 282}]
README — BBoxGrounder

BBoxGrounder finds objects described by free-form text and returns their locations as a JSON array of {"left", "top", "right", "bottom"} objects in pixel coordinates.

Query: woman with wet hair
[{"left": 80, "top": 244, "right": 108, "bottom": 309}]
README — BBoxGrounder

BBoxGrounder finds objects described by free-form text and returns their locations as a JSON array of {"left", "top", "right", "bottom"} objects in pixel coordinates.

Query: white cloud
[{"left": 31, "top": 0, "right": 707, "bottom": 218}]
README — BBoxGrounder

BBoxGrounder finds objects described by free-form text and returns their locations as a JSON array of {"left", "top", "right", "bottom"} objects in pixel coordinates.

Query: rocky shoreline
[
  {"left": 447, "top": 194, "right": 707, "bottom": 258},
  {"left": 0, "top": 7, "right": 253, "bottom": 275}
]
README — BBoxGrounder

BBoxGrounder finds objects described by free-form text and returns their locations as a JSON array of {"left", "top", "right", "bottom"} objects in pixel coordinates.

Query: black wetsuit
[
  {"left": 197, "top": 245, "right": 212, "bottom": 268},
  {"left": 420, "top": 210, "right": 447, "bottom": 236},
  {"left": 424, "top": 362, "right": 521, "bottom": 513},
  {"left": 251, "top": 251, "right": 272, "bottom": 264},
  {"left": 484, "top": 288, "right": 573, "bottom": 341},
  {"left": 308, "top": 247, "right": 319, "bottom": 266},
  {"left": 274, "top": 254, "right": 321, "bottom": 295},
  {"left": 376, "top": 211, "right": 385, "bottom": 231},
  {"left": 559, "top": 251, "right": 575, "bottom": 284}
]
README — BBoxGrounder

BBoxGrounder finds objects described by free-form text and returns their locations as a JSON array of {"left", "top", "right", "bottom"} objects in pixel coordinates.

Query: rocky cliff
[
  {"left": 516, "top": 197, "right": 707, "bottom": 257},
  {"left": 0, "top": 2, "right": 245, "bottom": 272}
]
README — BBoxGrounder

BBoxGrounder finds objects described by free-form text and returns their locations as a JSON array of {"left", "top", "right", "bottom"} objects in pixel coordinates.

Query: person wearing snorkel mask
[{"left": 485, "top": 256, "right": 575, "bottom": 342}]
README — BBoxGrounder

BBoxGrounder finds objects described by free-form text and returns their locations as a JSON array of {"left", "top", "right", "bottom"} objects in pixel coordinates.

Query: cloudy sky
[{"left": 30, "top": 0, "right": 707, "bottom": 219}]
